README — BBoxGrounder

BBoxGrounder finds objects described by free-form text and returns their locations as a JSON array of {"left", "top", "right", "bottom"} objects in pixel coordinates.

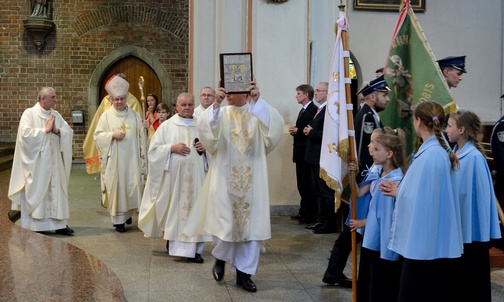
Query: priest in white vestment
[
  {"left": 186, "top": 80, "right": 284, "bottom": 292},
  {"left": 193, "top": 86, "right": 215, "bottom": 118},
  {"left": 139, "top": 93, "right": 211, "bottom": 263},
  {"left": 94, "top": 75, "right": 147, "bottom": 233},
  {"left": 83, "top": 73, "right": 144, "bottom": 175},
  {"left": 8, "top": 87, "right": 74, "bottom": 235}
]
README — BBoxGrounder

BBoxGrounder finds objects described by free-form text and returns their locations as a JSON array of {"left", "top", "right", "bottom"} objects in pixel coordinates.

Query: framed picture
[
  {"left": 219, "top": 52, "right": 253, "bottom": 94},
  {"left": 354, "top": 0, "right": 426, "bottom": 12}
]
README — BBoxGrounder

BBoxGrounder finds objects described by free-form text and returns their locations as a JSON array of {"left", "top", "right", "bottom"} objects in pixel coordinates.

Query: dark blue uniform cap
[
  {"left": 357, "top": 75, "right": 391, "bottom": 97},
  {"left": 437, "top": 55, "right": 466, "bottom": 73}
]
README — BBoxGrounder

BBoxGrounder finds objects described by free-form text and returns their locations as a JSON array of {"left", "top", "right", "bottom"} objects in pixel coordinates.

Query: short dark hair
[
  {"left": 375, "top": 67, "right": 384, "bottom": 74},
  {"left": 296, "top": 84, "right": 314, "bottom": 100},
  {"left": 156, "top": 103, "right": 170, "bottom": 112}
]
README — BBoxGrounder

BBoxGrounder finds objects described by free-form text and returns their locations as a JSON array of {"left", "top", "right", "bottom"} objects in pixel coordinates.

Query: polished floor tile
[{"left": 2, "top": 167, "right": 504, "bottom": 301}]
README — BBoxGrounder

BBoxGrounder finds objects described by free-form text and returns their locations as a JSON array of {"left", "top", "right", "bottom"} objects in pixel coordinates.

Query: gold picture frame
[{"left": 354, "top": 0, "right": 426, "bottom": 12}]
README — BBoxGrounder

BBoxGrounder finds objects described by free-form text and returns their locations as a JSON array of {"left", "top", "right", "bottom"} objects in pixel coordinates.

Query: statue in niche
[{"left": 30, "top": 0, "right": 53, "bottom": 20}]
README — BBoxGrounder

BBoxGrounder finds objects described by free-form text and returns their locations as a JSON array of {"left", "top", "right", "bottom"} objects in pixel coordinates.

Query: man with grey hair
[
  {"left": 139, "top": 93, "right": 210, "bottom": 263},
  {"left": 94, "top": 75, "right": 147, "bottom": 233},
  {"left": 8, "top": 86, "right": 74, "bottom": 235},
  {"left": 194, "top": 86, "right": 216, "bottom": 118}
]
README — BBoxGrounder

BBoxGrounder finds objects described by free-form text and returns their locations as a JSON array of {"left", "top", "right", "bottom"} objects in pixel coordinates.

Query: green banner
[{"left": 380, "top": 4, "right": 456, "bottom": 155}]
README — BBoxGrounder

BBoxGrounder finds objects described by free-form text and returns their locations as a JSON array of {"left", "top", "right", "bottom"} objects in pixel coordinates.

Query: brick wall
[{"left": 0, "top": 0, "right": 189, "bottom": 160}]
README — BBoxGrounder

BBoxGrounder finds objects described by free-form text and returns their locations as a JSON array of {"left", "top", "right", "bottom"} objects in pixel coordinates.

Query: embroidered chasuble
[
  {"left": 83, "top": 92, "right": 143, "bottom": 174},
  {"left": 94, "top": 106, "right": 146, "bottom": 216},
  {"left": 185, "top": 98, "right": 284, "bottom": 242},
  {"left": 139, "top": 114, "right": 210, "bottom": 243}
]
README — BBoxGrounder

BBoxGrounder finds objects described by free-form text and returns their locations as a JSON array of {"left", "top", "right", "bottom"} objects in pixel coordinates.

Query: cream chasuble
[
  {"left": 8, "top": 102, "right": 73, "bottom": 231},
  {"left": 83, "top": 92, "right": 143, "bottom": 174},
  {"left": 94, "top": 106, "right": 146, "bottom": 218},
  {"left": 186, "top": 98, "right": 284, "bottom": 242},
  {"left": 139, "top": 114, "right": 211, "bottom": 245}
]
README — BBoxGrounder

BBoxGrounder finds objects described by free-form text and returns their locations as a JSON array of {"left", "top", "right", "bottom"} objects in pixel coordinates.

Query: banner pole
[{"left": 338, "top": 3, "right": 358, "bottom": 302}]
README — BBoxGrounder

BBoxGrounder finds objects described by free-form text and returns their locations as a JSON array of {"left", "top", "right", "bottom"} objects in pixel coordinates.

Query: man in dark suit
[
  {"left": 289, "top": 84, "right": 318, "bottom": 224},
  {"left": 303, "top": 81, "right": 337, "bottom": 234},
  {"left": 322, "top": 76, "right": 390, "bottom": 287}
]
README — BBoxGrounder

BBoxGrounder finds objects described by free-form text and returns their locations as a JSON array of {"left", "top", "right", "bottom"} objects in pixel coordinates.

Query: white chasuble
[
  {"left": 187, "top": 98, "right": 284, "bottom": 242},
  {"left": 94, "top": 106, "right": 146, "bottom": 218},
  {"left": 8, "top": 102, "right": 73, "bottom": 231},
  {"left": 138, "top": 114, "right": 210, "bottom": 244}
]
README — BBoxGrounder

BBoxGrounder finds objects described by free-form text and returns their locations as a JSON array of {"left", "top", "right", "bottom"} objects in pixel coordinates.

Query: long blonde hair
[
  {"left": 373, "top": 127, "right": 407, "bottom": 172},
  {"left": 449, "top": 109, "right": 485, "bottom": 156}
]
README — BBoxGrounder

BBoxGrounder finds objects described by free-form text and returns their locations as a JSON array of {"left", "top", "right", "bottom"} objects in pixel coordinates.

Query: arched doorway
[
  {"left": 100, "top": 56, "right": 162, "bottom": 114},
  {"left": 87, "top": 45, "right": 173, "bottom": 121}
]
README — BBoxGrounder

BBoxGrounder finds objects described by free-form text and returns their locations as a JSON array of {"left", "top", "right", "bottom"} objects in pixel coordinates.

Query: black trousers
[
  {"left": 324, "top": 225, "right": 362, "bottom": 280},
  {"left": 309, "top": 164, "right": 337, "bottom": 227},
  {"left": 296, "top": 161, "right": 316, "bottom": 220}
]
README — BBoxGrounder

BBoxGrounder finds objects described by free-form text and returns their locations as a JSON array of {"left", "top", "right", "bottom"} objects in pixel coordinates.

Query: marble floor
[{"left": 3, "top": 166, "right": 504, "bottom": 301}]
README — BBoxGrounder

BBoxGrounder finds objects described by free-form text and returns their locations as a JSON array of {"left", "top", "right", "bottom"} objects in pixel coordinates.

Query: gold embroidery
[
  {"left": 118, "top": 122, "right": 131, "bottom": 132},
  {"left": 229, "top": 107, "right": 253, "bottom": 241}
]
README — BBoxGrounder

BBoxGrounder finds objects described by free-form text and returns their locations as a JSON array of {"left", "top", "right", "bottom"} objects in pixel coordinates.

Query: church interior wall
[{"left": 1, "top": 0, "right": 502, "bottom": 208}]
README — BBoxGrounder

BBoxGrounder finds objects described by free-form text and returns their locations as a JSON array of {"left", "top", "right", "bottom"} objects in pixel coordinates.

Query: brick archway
[{"left": 87, "top": 45, "right": 172, "bottom": 119}]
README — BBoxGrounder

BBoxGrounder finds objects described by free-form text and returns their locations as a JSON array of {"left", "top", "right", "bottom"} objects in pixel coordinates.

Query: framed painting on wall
[{"left": 354, "top": 0, "right": 426, "bottom": 12}]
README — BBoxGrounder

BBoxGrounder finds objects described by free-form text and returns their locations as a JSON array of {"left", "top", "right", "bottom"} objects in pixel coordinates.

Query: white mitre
[{"left": 105, "top": 75, "right": 129, "bottom": 97}]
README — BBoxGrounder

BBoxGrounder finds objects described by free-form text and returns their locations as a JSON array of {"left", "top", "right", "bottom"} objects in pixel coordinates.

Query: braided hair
[{"left": 414, "top": 101, "right": 459, "bottom": 170}]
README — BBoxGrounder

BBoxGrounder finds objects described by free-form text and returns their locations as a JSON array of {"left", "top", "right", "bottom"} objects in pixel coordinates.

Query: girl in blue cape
[
  {"left": 349, "top": 127, "right": 405, "bottom": 302},
  {"left": 388, "top": 101, "right": 463, "bottom": 302},
  {"left": 445, "top": 109, "right": 501, "bottom": 302}
]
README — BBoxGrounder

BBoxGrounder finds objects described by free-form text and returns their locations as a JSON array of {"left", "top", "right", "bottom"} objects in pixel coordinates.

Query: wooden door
[{"left": 99, "top": 56, "right": 162, "bottom": 112}]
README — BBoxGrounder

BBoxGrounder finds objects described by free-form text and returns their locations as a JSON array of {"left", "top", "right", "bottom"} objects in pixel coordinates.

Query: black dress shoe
[
  {"left": 305, "top": 222, "right": 323, "bottom": 230},
  {"left": 237, "top": 277, "right": 257, "bottom": 292},
  {"left": 212, "top": 259, "right": 225, "bottom": 281},
  {"left": 236, "top": 270, "right": 257, "bottom": 292},
  {"left": 114, "top": 224, "right": 126, "bottom": 233},
  {"left": 8, "top": 210, "right": 21, "bottom": 223},
  {"left": 125, "top": 217, "right": 133, "bottom": 225},
  {"left": 313, "top": 226, "right": 337, "bottom": 234},
  {"left": 55, "top": 225, "right": 74, "bottom": 236},
  {"left": 322, "top": 274, "right": 352, "bottom": 288},
  {"left": 188, "top": 253, "right": 204, "bottom": 264},
  {"left": 298, "top": 218, "right": 317, "bottom": 224}
]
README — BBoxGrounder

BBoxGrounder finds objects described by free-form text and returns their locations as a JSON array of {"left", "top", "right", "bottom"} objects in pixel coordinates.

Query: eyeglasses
[
  {"left": 200, "top": 94, "right": 215, "bottom": 98},
  {"left": 315, "top": 89, "right": 327, "bottom": 92}
]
